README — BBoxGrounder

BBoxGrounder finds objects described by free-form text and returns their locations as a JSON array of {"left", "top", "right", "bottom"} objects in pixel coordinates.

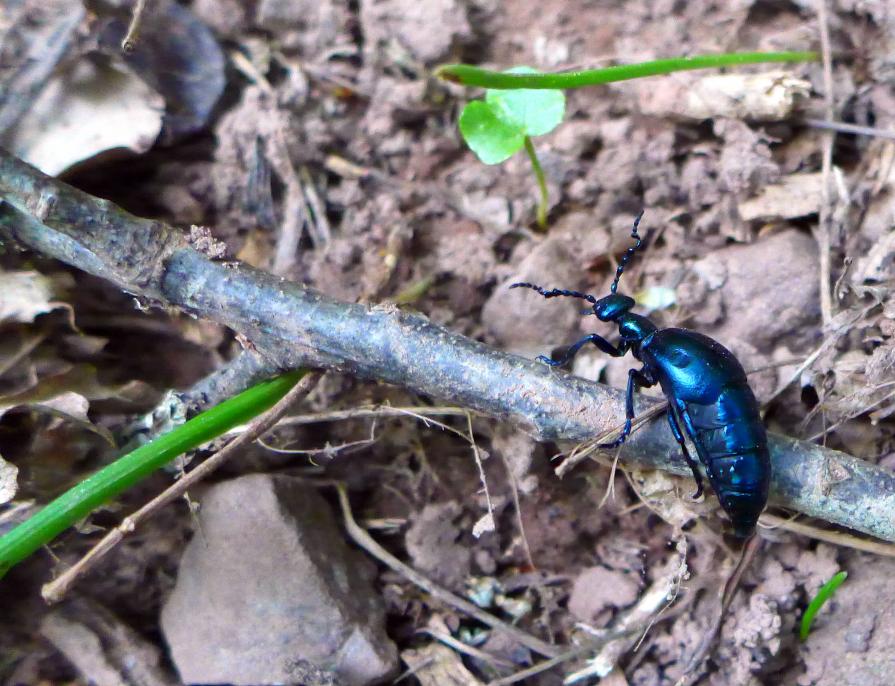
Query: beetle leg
[
  {"left": 597, "top": 367, "right": 653, "bottom": 449},
  {"left": 667, "top": 409, "right": 704, "bottom": 499},
  {"left": 536, "top": 333, "right": 626, "bottom": 367}
]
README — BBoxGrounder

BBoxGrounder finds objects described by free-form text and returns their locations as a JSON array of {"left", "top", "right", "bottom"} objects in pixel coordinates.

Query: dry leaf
[
  {"left": 0, "top": 453, "right": 17, "bottom": 504},
  {"left": 852, "top": 230, "right": 895, "bottom": 285},
  {"left": 738, "top": 173, "right": 824, "bottom": 222},
  {"left": 35, "top": 391, "right": 115, "bottom": 445},
  {"left": 681, "top": 72, "right": 810, "bottom": 121},
  {"left": 638, "top": 72, "right": 810, "bottom": 122},
  {"left": 0, "top": 270, "right": 63, "bottom": 323},
  {"left": 7, "top": 57, "right": 163, "bottom": 175},
  {"left": 0, "top": 365, "right": 151, "bottom": 444},
  {"left": 471, "top": 511, "right": 495, "bottom": 538},
  {"left": 401, "top": 643, "right": 483, "bottom": 686}
]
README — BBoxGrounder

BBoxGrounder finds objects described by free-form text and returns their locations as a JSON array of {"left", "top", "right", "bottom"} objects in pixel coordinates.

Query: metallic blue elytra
[{"left": 510, "top": 212, "right": 771, "bottom": 539}]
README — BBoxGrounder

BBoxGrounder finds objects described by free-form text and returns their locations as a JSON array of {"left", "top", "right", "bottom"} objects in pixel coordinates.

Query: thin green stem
[
  {"left": 800, "top": 570, "right": 847, "bottom": 640},
  {"left": 435, "top": 51, "right": 818, "bottom": 89},
  {"left": 524, "top": 136, "right": 548, "bottom": 230},
  {"left": 0, "top": 370, "right": 305, "bottom": 579}
]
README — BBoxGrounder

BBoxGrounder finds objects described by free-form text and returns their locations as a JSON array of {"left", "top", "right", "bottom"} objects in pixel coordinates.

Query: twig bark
[
  {"left": 121, "top": 347, "right": 279, "bottom": 444},
  {"left": 2, "top": 149, "right": 895, "bottom": 541},
  {"left": 121, "top": 0, "right": 150, "bottom": 53}
]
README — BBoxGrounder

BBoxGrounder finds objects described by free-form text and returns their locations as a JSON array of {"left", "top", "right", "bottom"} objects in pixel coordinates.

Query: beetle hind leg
[
  {"left": 667, "top": 410, "right": 704, "bottom": 500},
  {"left": 596, "top": 418, "right": 633, "bottom": 450}
]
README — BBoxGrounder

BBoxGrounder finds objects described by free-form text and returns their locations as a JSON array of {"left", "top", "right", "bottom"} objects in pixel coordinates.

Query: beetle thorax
[{"left": 617, "top": 313, "right": 657, "bottom": 349}]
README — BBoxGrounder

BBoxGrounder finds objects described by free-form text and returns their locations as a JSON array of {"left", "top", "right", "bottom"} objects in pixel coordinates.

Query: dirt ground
[{"left": 3, "top": 0, "right": 895, "bottom": 684}]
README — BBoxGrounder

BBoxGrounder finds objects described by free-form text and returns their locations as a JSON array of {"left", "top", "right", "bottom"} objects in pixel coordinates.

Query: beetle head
[{"left": 594, "top": 293, "right": 635, "bottom": 322}]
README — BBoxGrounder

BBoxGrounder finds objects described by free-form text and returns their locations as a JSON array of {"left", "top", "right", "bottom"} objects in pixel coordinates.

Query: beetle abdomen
[{"left": 683, "top": 380, "right": 771, "bottom": 538}]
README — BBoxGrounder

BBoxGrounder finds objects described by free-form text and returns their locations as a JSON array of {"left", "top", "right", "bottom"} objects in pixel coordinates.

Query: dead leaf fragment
[
  {"left": 36, "top": 391, "right": 115, "bottom": 445},
  {"left": 0, "top": 269, "right": 62, "bottom": 323},
  {"left": 638, "top": 72, "right": 811, "bottom": 122},
  {"left": 0, "top": 365, "right": 149, "bottom": 444},
  {"left": 738, "top": 172, "right": 825, "bottom": 222},
  {"left": 852, "top": 230, "right": 895, "bottom": 285},
  {"left": 401, "top": 643, "right": 483, "bottom": 686},
  {"left": 683, "top": 72, "right": 810, "bottom": 121},
  {"left": 0, "top": 453, "right": 17, "bottom": 504},
  {"left": 7, "top": 57, "right": 163, "bottom": 175}
]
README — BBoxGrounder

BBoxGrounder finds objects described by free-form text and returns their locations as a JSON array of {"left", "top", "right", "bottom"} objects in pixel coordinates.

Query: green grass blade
[
  {"left": 0, "top": 370, "right": 305, "bottom": 579},
  {"left": 523, "top": 137, "right": 548, "bottom": 229},
  {"left": 436, "top": 51, "right": 818, "bottom": 89},
  {"left": 800, "top": 570, "right": 848, "bottom": 640}
]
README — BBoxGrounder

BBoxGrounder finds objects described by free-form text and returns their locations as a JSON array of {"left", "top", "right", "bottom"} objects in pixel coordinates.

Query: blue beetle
[{"left": 512, "top": 213, "right": 771, "bottom": 538}]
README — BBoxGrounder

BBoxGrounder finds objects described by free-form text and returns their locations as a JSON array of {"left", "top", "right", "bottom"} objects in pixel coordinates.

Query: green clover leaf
[{"left": 458, "top": 67, "right": 566, "bottom": 165}]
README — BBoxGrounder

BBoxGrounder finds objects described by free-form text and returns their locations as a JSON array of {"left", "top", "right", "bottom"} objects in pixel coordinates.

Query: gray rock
[
  {"left": 161, "top": 474, "right": 398, "bottom": 685},
  {"left": 482, "top": 237, "right": 584, "bottom": 355},
  {"left": 676, "top": 229, "right": 820, "bottom": 351}
]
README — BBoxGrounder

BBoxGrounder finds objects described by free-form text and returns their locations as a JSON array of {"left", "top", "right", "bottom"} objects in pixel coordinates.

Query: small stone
[
  {"left": 568, "top": 567, "right": 640, "bottom": 623},
  {"left": 161, "top": 474, "right": 398, "bottom": 685}
]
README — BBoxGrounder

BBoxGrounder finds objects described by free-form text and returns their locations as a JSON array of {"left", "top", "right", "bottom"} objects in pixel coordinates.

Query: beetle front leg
[
  {"left": 536, "top": 333, "right": 627, "bottom": 367},
  {"left": 597, "top": 367, "right": 654, "bottom": 449},
  {"left": 667, "top": 410, "right": 704, "bottom": 500}
]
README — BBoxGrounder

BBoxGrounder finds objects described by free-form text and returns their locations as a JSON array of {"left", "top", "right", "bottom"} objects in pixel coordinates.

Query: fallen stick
[{"left": 2, "top": 149, "right": 894, "bottom": 541}]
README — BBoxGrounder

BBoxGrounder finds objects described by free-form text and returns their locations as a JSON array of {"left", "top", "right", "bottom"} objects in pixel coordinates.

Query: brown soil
[{"left": 2, "top": 0, "right": 895, "bottom": 684}]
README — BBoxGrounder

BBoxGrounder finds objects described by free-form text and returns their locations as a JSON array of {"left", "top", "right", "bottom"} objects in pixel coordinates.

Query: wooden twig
[
  {"left": 567, "top": 538, "right": 689, "bottom": 683},
  {"left": 804, "top": 118, "right": 895, "bottom": 142},
  {"left": 498, "top": 449, "right": 535, "bottom": 570},
  {"left": 419, "top": 627, "right": 516, "bottom": 670},
  {"left": 760, "top": 512, "right": 895, "bottom": 557},
  {"left": 239, "top": 405, "right": 471, "bottom": 431},
  {"left": 41, "top": 372, "right": 322, "bottom": 603},
  {"left": 485, "top": 626, "right": 648, "bottom": 686},
  {"left": 122, "top": 348, "right": 279, "bottom": 444},
  {"left": 815, "top": 0, "right": 836, "bottom": 326},
  {"left": 334, "top": 484, "right": 562, "bottom": 659},
  {"left": 121, "top": 0, "right": 150, "bottom": 53}
]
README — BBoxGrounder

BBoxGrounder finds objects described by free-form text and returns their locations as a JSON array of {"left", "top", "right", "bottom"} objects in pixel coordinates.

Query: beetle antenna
[
  {"left": 610, "top": 210, "right": 645, "bottom": 294},
  {"left": 509, "top": 282, "right": 598, "bottom": 306}
]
